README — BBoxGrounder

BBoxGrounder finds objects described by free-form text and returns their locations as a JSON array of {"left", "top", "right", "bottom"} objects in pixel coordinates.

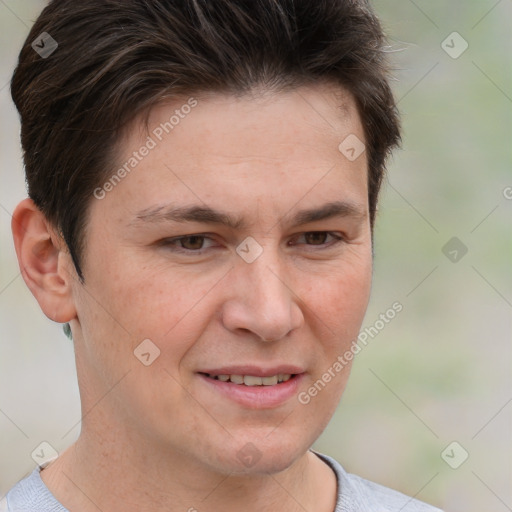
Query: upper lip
[{"left": 198, "top": 365, "right": 305, "bottom": 377}]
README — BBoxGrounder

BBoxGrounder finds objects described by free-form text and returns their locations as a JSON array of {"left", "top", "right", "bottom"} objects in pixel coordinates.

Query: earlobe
[{"left": 11, "top": 198, "right": 77, "bottom": 323}]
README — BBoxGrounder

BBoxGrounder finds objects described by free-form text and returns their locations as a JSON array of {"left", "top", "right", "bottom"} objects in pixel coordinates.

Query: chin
[{"left": 224, "top": 433, "right": 310, "bottom": 476}]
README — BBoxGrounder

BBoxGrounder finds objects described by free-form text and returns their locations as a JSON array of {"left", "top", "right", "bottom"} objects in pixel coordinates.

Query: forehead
[
  {"left": 122, "top": 82, "right": 363, "bottom": 161},
  {"left": 95, "top": 83, "right": 368, "bottom": 226}
]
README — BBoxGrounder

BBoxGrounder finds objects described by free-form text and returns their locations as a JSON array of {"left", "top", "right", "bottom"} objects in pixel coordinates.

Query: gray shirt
[{"left": 2, "top": 450, "right": 443, "bottom": 511}]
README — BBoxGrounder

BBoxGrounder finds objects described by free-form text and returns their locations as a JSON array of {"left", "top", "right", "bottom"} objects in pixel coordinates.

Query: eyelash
[{"left": 160, "top": 231, "right": 345, "bottom": 255}]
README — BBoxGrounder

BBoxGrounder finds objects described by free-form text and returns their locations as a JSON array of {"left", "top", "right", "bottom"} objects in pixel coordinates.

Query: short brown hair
[{"left": 11, "top": 0, "right": 400, "bottom": 281}]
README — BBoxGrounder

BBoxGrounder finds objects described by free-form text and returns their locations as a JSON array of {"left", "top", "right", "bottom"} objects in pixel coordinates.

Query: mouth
[
  {"left": 196, "top": 367, "right": 305, "bottom": 409},
  {"left": 199, "top": 372, "right": 296, "bottom": 386}
]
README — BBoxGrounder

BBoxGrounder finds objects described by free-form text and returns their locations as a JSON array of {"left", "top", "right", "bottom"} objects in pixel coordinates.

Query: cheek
[
  {"left": 86, "top": 261, "right": 222, "bottom": 374},
  {"left": 305, "top": 256, "right": 372, "bottom": 410},
  {"left": 124, "top": 271, "right": 218, "bottom": 339},
  {"left": 306, "top": 255, "right": 372, "bottom": 341}
]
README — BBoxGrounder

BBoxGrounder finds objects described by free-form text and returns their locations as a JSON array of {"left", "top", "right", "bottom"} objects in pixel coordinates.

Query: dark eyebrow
[
  {"left": 132, "top": 204, "right": 247, "bottom": 230},
  {"left": 132, "top": 200, "right": 366, "bottom": 230},
  {"left": 289, "top": 200, "right": 366, "bottom": 225}
]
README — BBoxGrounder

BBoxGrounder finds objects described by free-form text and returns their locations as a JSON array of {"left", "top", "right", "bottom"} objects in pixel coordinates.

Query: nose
[{"left": 221, "top": 248, "right": 304, "bottom": 342}]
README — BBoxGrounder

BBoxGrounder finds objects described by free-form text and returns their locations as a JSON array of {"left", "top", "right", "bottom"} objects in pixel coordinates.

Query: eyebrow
[{"left": 132, "top": 200, "right": 366, "bottom": 230}]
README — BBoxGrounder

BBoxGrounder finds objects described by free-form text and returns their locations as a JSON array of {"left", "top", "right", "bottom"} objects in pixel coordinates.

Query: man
[{"left": 4, "top": 0, "right": 442, "bottom": 510}]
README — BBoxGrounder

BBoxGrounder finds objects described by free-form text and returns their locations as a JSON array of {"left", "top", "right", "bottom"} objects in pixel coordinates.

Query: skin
[{"left": 12, "top": 83, "right": 372, "bottom": 512}]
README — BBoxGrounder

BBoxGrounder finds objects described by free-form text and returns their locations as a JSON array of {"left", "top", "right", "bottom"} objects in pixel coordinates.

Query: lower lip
[{"left": 198, "top": 373, "right": 305, "bottom": 409}]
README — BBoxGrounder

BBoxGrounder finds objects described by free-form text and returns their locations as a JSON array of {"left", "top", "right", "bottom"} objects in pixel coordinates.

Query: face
[{"left": 70, "top": 83, "right": 372, "bottom": 476}]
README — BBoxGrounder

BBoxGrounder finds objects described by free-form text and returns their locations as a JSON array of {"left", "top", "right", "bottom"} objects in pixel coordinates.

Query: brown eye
[
  {"left": 179, "top": 235, "right": 206, "bottom": 250},
  {"left": 159, "top": 234, "right": 217, "bottom": 254},
  {"left": 304, "top": 232, "right": 329, "bottom": 245},
  {"left": 290, "top": 231, "right": 344, "bottom": 249}
]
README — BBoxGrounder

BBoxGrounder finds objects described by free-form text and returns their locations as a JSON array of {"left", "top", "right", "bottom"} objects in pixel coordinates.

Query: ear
[{"left": 11, "top": 198, "right": 77, "bottom": 323}]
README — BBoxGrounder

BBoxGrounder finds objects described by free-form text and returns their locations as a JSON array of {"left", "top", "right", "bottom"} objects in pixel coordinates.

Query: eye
[
  {"left": 160, "top": 234, "right": 217, "bottom": 254},
  {"left": 158, "top": 231, "right": 345, "bottom": 256},
  {"left": 292, "top": 231, "right": 345, "bottom": 248}
]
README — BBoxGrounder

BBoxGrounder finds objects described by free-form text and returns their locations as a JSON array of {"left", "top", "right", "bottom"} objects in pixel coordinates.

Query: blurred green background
[{"left": 0, "top": 1, "right": 511, "bottom": 510}]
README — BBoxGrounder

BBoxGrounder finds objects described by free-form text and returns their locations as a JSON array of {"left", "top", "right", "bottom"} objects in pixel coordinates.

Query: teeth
[
  {"left": 208, "top": 373, "right": 294, "bottom": 385},
  {"left": 244, "top": 375, "right": 263, "bottom": 386},
  {"left": 262, "top": 375, "right": 278, "bottom": 386}
]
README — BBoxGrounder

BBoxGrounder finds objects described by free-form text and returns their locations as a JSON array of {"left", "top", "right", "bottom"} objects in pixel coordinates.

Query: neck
[{"left": 40, "top": 424, "right": 337, "bottom": 512}]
